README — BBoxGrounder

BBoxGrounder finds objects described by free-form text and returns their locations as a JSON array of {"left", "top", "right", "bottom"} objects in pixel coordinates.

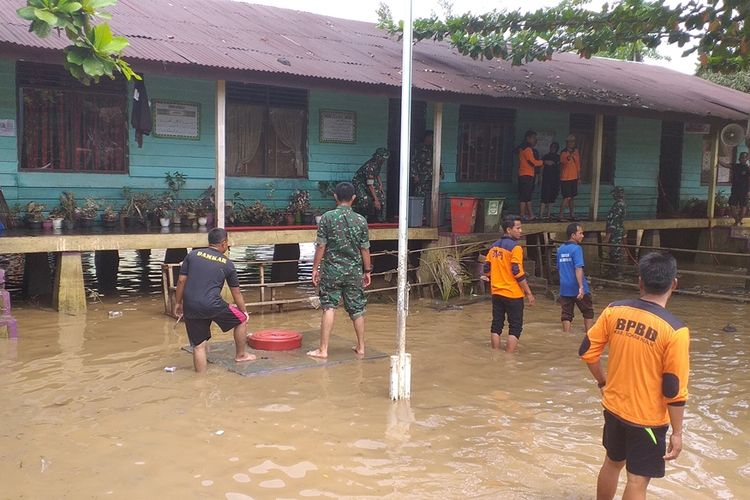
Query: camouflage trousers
[
  {"left": 609, "top": 231, "right": 624, "bottom": 273},
  {"left": 353, "top": 184, "right": 385, "bottom": 222},
  {"left": 319, "top": 271, "right": 367, "bottom": 320}
]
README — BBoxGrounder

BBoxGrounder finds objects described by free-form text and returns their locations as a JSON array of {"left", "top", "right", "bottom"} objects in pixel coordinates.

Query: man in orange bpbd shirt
[
  {"left": 482, "top": 216, "right": 535, "bottom": 353},
  {"left": 517, "top": 130, "right": 543, "bottom": 220},
  {"left": 559, "top": 134, "right": 581, "bottom": 220},
  {"left": 579, "top": 252, "right": 689, "bottom": 499}
]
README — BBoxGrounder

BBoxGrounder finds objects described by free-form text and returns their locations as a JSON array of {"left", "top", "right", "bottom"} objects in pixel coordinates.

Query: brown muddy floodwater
[{"left": 1, "top": 288, "right": 748, "bottom": 499}]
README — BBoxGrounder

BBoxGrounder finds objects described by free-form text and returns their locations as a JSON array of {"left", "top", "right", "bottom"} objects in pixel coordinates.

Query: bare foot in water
[
  {"left": 235, "top": 353, "right": 257, "bottom": 362},
  {"left": 352, "top": 346, "right": 365, "bottom": 358},
  {"left": 306, "top": 349, "right": 328, "bottom": 359}
]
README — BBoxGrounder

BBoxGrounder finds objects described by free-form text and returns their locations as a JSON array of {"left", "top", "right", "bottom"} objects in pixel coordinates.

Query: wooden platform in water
[{"left": 181, "top": 333, "right": 389, "bottom": 377}]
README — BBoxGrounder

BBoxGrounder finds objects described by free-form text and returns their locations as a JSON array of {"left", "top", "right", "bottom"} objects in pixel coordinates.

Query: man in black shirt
[
  {"left": 729, "top": 152, "right": 750, "bottom": 225},
  {"left": 175, "top": 228, "right": 255, "bottom": 372}
]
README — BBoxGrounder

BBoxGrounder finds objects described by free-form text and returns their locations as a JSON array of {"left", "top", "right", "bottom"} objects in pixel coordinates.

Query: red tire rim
[{"left": 247, "top": 329, "right": 303, "bottom": 351}]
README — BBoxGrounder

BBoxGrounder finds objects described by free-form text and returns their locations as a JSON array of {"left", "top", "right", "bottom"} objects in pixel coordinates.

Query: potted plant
[
  {"left": 102, "top": 205, "right": 119, "bottom": 228},
  {"left": 121, "top": 188, "right": 153, "bottom": 227},
  {"left": 58, "top": 191, "right": 78, "bottom": 229},
  {"left": 245, "top": 200, "right": 274, "bottom": 226},
  {"left": 715, "top": 190, "right": 730, "bottom": 217},
  {"left": 287, "top": 189, "right": 310, "bottom": 225},
  {"left": 179, "top": 199, "right": 198, "bottom": 227},
  {"left": 198, "top": 186, "right": 215, "bottom": 226},
  {"left": 8, "top": 203, "right": 22, "bottom": 229},
  {"left": 154, "top": 193, "right": 174, "bottom": 228},
  {"left": 225, "top": 192, "right": 247, "bottom": 226},
  {"left": 79, "top": 197, "right": 99, "bottom": 228},
  {"left": 25, "top": 202, "right": 45, "bottom": 230},
  {"left": 48, "top": 207, "right": 64, "bottom": 230}
]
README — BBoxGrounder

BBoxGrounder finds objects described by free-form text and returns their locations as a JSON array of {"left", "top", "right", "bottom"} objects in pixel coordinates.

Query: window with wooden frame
[
  {"left": 226, "top": 82, "right": 308, "bottom": 178},
  {"left": 457, "top": 106, "right": 516, "bottom": 182},
  {"left": 17, "top": 62, "right": 128, "bottom": 172},
  {"left": 569, "top": 113, "right": 617, "bottom": 183}
]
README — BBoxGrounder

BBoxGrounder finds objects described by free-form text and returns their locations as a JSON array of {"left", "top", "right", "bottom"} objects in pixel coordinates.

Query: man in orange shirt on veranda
[
  {"left": 483, "top": 216, "right": 535, "bottom": 353},
  {"left": 517, "top": 130, "right": 544, "bottom": 220},
  {"left": 579, "top": 252, "right": 689, "bottom": 499},
  {"left": 559, "top": 134, "right": 581, "bottom": 220}
]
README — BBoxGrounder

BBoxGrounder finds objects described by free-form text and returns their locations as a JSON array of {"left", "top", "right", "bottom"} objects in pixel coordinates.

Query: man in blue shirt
[{"left": 557, "top": 223, "right": 594, "bottom": 332}]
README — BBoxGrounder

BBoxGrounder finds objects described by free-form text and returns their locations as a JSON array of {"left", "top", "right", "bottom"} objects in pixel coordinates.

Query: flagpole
[{"left": 390, "top": 0, "right": 413, "bottom": 401}]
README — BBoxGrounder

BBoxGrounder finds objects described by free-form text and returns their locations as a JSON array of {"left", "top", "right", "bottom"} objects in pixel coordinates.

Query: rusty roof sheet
[{"left": 3, "top": 0, "right": 750, "bottom": 120}]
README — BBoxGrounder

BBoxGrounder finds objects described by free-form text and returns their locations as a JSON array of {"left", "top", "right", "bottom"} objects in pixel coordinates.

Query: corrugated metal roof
[{"left": 3, "top": 0, "right": 750, "bottom": 120}]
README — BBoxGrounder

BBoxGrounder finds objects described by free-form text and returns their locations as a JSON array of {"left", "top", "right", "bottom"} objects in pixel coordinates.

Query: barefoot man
[
  {"left": 174, "top": 228, "right": 255, "bottom": 373},
  {"left": 308, "top": 182, "right": 372, "bottom": 359}
]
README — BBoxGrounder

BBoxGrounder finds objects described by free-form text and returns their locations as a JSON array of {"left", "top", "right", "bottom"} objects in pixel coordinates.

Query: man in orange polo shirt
[
  {"left": 579, "top": 252, "right": 689, "bottom": 499},
  {"left": 517, "top": 130, "right": 543, "bottom": 220},
  {"left": 483, "top": 216, "right": 535, "bottom": 352},
  {"left": 559, "top": 134, "right": 581, "bottom": 220}
]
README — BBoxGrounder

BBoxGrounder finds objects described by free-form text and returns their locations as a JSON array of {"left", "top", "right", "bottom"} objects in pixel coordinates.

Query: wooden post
[
  {"left": 216, "top": 80, "right": 227, "bottom": 228},
  {"left": 53, "top": 252, "right": 86, "bottom": 315},
  {"left": 589, "top": 114, "right": 604, "bottom": 221},
  {"left": 707, "top": 129, "right": 720, "bottom": 220},
  {"left": 431, "top": 102, "right": 444, "bottom": 227}
]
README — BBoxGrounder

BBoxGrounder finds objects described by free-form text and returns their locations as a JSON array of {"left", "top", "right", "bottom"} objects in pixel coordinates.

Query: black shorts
[
  {"left": 602, "top": 410, "right": 669, "bottom": 478},
  {"left": 518, "top": 176, "right": 535, "bottom": 202},
  {"left": 559, "top": 293, "right": 594, "bottom": 321},
  {"left": 540, "top": 183, "right": 559, "bottom": 204},
  {"left": 729, "top": 191, "right": 748, "bottom": 207},
  {"left": 184, "top": 304, "right": 246, "bottom": 346},
  {"left": 490, "top": 295, "right": 524, "bottom": 337},
  {"left": 561, "top": 180, "right": 578, "bottom": 199}
]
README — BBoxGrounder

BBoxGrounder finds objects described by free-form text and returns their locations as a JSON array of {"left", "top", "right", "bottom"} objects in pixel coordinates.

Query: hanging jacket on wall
[{"left": 131, "top": 78, "right": 152, "bottom": 148}]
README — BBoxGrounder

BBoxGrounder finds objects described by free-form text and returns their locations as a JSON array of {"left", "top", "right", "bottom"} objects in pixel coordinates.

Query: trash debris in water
[
  {"left": 164, "top": 366, "right": 176, "bottom": 372},
  {"left": 40, "top": 457, "right": 50, "bottom": 473},
  {"left": 722, "top": 324, "right": 738, "bottom": 333},
  {"left": 108, "top": 311, "right": 123, "bottom": 319},
  {"left": 308, "top": 296, "right": 321, "bottom": 309},
  {"left": 214, "top": 430, "right": 225, "bottom": 436}
]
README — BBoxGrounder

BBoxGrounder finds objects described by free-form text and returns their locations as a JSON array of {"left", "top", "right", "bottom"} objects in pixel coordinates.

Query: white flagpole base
[{"left": 389, "top": 353, "right": 412, "bottom": 400}]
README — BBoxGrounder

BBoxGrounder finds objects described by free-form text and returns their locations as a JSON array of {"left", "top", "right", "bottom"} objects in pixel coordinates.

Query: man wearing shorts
[
  {"left": 559, "top": 134, "right": 581, "bottom": 220},
  {"left": 483, "top": 216, "right": 535, "bottom": 353},
  {"left": 729, "top": 151, "right": 749, "bottom": 225},
  {"left": 174, "top": 228, "right": 255, "bottom": 373},
  {"left": 557, "top": 223, "right": 594, "bottom": 333},
  {"left": 307, "top": 182, "right": 372, "bottom": 359},
  {"left": 579, "top": 252, "right": 689, "bottom": 499}
]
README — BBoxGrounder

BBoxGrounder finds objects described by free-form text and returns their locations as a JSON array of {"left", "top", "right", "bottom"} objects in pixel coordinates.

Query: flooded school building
[{"left": 0, "top": 0, "right": 749, "bottom": 314}]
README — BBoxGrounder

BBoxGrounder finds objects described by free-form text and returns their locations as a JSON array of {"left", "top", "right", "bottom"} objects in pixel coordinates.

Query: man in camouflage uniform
[
  {"left": 410, "top": 130, "right": 444, "bottom": 197},
  {"left": 352, "top": 148, "right": 389, "bottom": 222},
  {"left": 307, "top": 182, "right": 372, "bottom": 359},
  {"left": 604, "top": 187, "right": 627, "bottom": 277}
]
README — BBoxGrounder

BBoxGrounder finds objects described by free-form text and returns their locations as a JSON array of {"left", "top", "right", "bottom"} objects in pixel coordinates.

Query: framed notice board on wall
[
  {"left": 153, "top": 100, "right": 201, "bottom": 140},
  {"left": 319, "top": 110, "right": 356, "bottom": 144}
]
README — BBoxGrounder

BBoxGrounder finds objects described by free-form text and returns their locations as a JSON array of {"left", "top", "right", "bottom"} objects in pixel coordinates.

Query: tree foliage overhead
[
  {"left": 378, "top": 0, "right": 750, "bottom": 73},
  {"left": 699, "top": 69, "right": 750, "bottom": 93},
  {"left": 16, "top": 0, "right": 138, "bottom": 85}
]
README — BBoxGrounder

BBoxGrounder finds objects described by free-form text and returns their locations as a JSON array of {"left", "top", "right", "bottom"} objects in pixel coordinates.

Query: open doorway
[
  {"left": 658, "top": 121, "right": 684, "bottom": 215},
  {"left": 386, "top": 99, "right": 426, "bottom": 220}
]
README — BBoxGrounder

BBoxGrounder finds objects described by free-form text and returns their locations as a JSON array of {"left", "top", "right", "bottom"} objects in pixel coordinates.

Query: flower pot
[
  {"left": 285, "top": 213, "right": 295, "bottom": 226},
  {"left": 205, "top": 213, "right": 214, "bottom": 227},
  {"left": 314, "top": 215, "right": 322, "bottom": 225},
  {"left": 40, "top": 220, "right": 52, "bottom": 230},
  {"left": 51, "top": 218, "right": 63, "bottom": 230},
  {"left": 302, "top": 210, "right": 315, "bottom": 225},
  {"left": 172, "top": 215, "right": 181, "bottom": 226},
  {"left": 125, "top": 216, "right": 141, "bottom": 228},
  {"left": 160, "top": 217, "right": 171, "bottom": 228},
  {"left": 79, "top": 217, "right": 94, "bottom": 228},
  {"left": 198, "top": 216, "right": 208, "bottom": 226},
  {"left": 63, "top": 219, "right": 75, "bottom": 230},
  {"left": 103, "top": 218, "right": 119, "bottom": 229}
]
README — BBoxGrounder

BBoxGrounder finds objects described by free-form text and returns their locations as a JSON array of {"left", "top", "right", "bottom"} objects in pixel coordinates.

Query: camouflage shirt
[
  {"left": 606, "top": 200, "right": 627, "bottom": 237},
  {"left": 316, "top": 205, "right": 370, "bottom": 277}
]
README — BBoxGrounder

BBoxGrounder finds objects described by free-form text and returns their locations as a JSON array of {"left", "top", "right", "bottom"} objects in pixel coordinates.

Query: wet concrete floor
[{"left": 0, "top": 288, "right": 748, "bottom": 499}]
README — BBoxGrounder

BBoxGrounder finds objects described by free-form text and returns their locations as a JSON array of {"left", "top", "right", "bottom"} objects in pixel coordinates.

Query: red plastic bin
[{"left": 449, "top": 197, "right": 479, "bottom": 234}]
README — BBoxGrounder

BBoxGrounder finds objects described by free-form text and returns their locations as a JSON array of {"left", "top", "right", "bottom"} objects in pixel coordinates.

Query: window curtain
[
  {"left": 269, "top": 108, "right": 305, "bottom": 176},
  {"left": 227, "top": 103, "right": 264, "bottom": 176}
]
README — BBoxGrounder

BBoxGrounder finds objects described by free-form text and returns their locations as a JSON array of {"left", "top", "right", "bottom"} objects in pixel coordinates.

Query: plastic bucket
[
  {"left": 408, "top": 197, "right": 425, "bottom": 227},
  {"left": 450, "top": 197, "right": 478, "bottom": 234}
]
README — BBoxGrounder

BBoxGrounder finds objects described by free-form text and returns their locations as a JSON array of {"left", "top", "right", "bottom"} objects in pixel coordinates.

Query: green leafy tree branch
[
  {"left": 378, "top": 0, "right": 750, "bottom": 73},
  {"left": 16, "top": 0, "right": 139, "bottom": 85}
]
